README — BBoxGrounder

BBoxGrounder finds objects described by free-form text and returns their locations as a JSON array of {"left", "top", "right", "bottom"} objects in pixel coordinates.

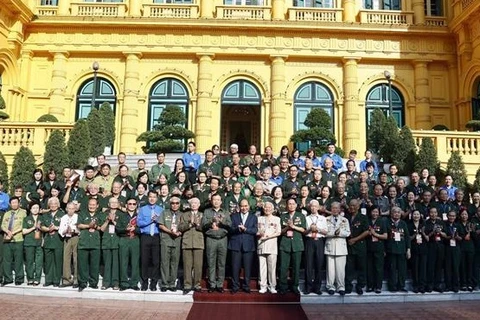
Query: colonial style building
[{"left": 0, "top": 1, "right": 479, "bottom": 176}]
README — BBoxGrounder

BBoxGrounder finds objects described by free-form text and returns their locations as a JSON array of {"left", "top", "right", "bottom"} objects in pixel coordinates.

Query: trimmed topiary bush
[
  {"left": 37, "top": 114, "right": 59, "bottom": 122},
  {"left": 11, "top": 146, "right": 36, "bottom": 193},
  {"left": 67, "top": 119, "right": 91, "bottom": 169},
  {"left": 43, "top": 130, "right": 69, "bottom": 177}
]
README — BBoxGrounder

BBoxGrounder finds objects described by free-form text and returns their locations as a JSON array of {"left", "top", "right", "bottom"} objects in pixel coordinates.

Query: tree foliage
[
  {"left": 37, "top": 114, "right": 59, "bottom": 122},
  {"left": 0, "top": 95, "right": 9, "bottom": 120},
  {"left": 11, "top": 147, "right": 36, "bottom": 193},
  {"left": 0, "top": 151, "right": 9, "bottom": 192},
  {"left": 86, "top": 108, "right": 106, "bottom": 157},
  {"left": 290, "top": 108, "right": 337, "bottom": 154},
  {"left": 67, "top": 119, "right": 91, "bottom": 169},
  {"left": 43, "top": 130, "right": 69, "bottom": 177},
  {"left": 367, "top": 109, "right": 386, "bottom": 156},
  {"left": 415, "top": 137, "right": 439, "bottom": 174},
  {"left": 473, "top": 166, "right": 480, "bottom": 193},
  {"left": 99, "top": 102, "right": 115, "bottom": 147},
  {"left": 446, "top": 151, "right": 467, "bottom": 190},
  {"left": 137, "top": 104, "right": 195, "bottom": 153},
  {"left": 393, "top": 126, "right": 416, "bottom": 175}
]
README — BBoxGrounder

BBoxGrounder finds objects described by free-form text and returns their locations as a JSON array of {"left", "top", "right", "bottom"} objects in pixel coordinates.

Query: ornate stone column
[
  {"left": 343, "top": 0, "right": 356, "bottom": 23},
  {"left": 199, "top": 0, "right": 214, "bottom": 18},
  {"left": 413, "top": 60, "right": 432, "bottom": 129},
  {"left": 57, "top": 0, "right": 71, "bottom": 16},
  {"left": 49, "top": 51, "right": 69, "bottom": 120},
  {"left": 342, "top": 57, "right": 361, "bottom": 152},
  {"left": 448, "top": 61, "right": 459, "bottom": 129},
  {"left": 271, "top": 0, "right": 285, "bottom": 20},
  {"left": 195, "top": 53, "right": 215, "bottom": 152},
  {"left": 120, "top": 52, "right": 142, "bottom": 153},
  {"left": 412, "top": 0, "right": 426, "bottom": 24},
  {"left": 269, "top": 55, "right": 287, "bottom": 152},
  {"left": 129, "top": 0, "right": 142, "bottom": 17},
  {"left": 17, "top": 50, "right": 33, "bottom": 120}
]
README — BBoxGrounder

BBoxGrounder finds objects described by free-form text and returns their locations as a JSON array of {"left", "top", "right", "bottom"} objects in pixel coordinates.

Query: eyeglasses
[
  {"left": 127, "top": 203, "right": 137, "bottom": 205},
  {"left": 171, "top": 202, "right": 180, "bottom": 205}
]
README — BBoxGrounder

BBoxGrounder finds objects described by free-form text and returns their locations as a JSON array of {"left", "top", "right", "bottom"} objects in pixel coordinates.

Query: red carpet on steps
[{"left": 187, "top": 291, "right": 308, "bottom": 320}]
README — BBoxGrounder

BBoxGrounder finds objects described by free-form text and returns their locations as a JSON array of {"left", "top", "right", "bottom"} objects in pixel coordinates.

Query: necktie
[{"left": 150, "top": 207, "right": 155, "bottom": 236}]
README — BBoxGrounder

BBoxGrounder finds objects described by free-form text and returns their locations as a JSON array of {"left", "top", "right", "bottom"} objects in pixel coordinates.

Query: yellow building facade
[{"left": 0, "top": 0, "right": 479, "bottom": 163}]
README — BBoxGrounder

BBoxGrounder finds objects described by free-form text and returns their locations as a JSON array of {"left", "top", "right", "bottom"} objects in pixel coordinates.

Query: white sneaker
[
  {"left": 269, "top": 287, "right": 277, "bottom": 294},
  {"left": 259, "top": 288, "right": 267, "bottom": 294}
]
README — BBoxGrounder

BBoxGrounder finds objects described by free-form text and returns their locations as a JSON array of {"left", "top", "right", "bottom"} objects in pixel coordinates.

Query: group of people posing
[{"left": 0, "top": 141, "right": 479, "bottom": 297}]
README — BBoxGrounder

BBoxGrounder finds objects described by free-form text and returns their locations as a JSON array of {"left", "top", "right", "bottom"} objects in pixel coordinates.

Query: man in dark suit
[{"left": 228, "top": 199, "right": 258, "bottom": 293}]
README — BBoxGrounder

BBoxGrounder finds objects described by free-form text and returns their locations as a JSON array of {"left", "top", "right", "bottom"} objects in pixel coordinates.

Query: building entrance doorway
[{"left": 220, "top": 80, "right": 262, "bottom": 153}]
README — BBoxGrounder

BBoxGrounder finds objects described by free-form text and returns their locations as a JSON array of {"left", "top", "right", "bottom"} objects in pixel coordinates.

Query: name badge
[
  {"left": 416, "top": 234, "right": 422, "bottom": 244},
  {"left": 327, "top": 181, "right": 332, "bottom": 189},
  {"left": 450, "top": 239, "right": 456, "bottom": 247},
  {"left": 287, "top": 230, "right": 294, "bottom": 238},
  {"left": 109, "top": 225, "right": 115, "bottom": 234},
  {"left": 442, "top": 213, "right": 447, "bottom": 221},
  {"left": 435, "top": 235, "right": 441, "bottom": 242},
  {"left": 361, "top": 208, "right": 367, "bottom": 215},
  {"left": 394, "top": 232, "right": 401, "bottom": 242},
  {"left": 372, "top": 236, "right": 378, "bottom": 242}
]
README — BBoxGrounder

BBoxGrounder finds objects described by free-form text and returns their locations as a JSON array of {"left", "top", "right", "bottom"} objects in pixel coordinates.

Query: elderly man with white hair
[
  {"left": 257, "top": 201, "right": 281, "bottom": 293},
  {"left": 304, "top": 199, "right": 328, "bottom": 295},
  {"left": 324, "top": 202, "right": 351, "bottom": 295}
]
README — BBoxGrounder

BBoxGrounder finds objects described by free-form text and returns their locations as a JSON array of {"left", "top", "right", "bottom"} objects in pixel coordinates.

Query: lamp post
[
  {"left": 91, "top": 61, "right": 99, "bottom": 109},
  {"left": 384, "top": 70, "right": 393, "bottom": 118}
]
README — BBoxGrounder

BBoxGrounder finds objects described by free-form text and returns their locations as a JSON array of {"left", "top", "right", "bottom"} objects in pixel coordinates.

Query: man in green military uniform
[
  {"left": 100, "top": 197, "right": 120, "bottom": 290},
  {"left": 149, "top": 152, "right": 172, "bottom": 183},
  {"left": 22, "top": 201, "right": 43, "bottom": 285},
  {"left": 202, "top": 193, "right": 231, "bottom": 292},
  {"left": 116, "top": 198, "right": 140, "bottom": 291},
  {"left": 345, "top": 199, "right": 369, "bottom": 295},
  {"left": 198, "top": 150, "right": 222, "bottom": 179},
  {"left": 77, "top": 197, "right": 102, "bottom": 291},
  {"left": 178, "top": 197, "right": 204, "bottom": 294},
  {"left": 159, "top": 196, "right": 183, "bottom": 291},
  {"left": 1, "top": 197, "right": 27, "bottom": 285},
  {"left": 278, "top": 198, "right": 306, "bottom": 294},
  {"left": 39, "top": 197, "right": 65, "bottom": 287},
  {"left": 386, "top": 207, "right": 411, "bottom": 292}
]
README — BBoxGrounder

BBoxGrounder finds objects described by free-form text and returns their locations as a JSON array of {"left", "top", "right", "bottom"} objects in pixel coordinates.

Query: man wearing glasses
[
  {"left": 159, "top": 197, "right": 183, "bottom": 292},
  {"left": 137, "top": 190, "right": 163, "bottom": 291},
  {"left": 116, "top": 198, "right": 140, "bottom": 291}
]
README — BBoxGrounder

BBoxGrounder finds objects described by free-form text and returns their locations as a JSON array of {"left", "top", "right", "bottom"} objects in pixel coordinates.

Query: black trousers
[
  {"left": 305, "top": 237, "right": 324, "bottom": 291},
  {"left": 426, "top": 242, "right": 445, "bottom": 289},
  {"left": 140, "top": 234, "right": 160, "bottom": 284},
  {"left": 231, "top": 250, "right": 254, "bottom": 291}
]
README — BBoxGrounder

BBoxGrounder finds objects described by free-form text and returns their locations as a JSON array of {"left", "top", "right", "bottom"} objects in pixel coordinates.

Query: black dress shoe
[
  {"left": 183, "top": 289, "right": 191, "bottom": 295},
  {"left": 73, "top": 284, "right": 79, "bottom": 289},
  {"left": 366, "top": 288, "right": 374, "bottom": 293},
  {"left": 243, "top": 288, "right": 251, "bottom": 293},
  {"left": 339, "top": 290, "right": 346, "bottom": 296},
  {"left": 399, "top": 288, "right": 408, "bottom": 293},
  {"left": 375, "top": 289, "right": 382, "bottom": 294},
  {"left": 132, "top": 286, "right": 140, "bottom": 291},
  {"left": 43, "top": 283, "right": 51, "bottom": 287},
  {"left": 90, "top": 285, "right": 98, "bottom": 289},
  {"left": 53, "top": 284, "right": 59, "bottom": 288},
  {"left": 120, "top": 287, "right": 128, "bottom": 291},
  {"left": 328, "top": 289, "right": 335, "bottom": 295},
  {"left": 168, "top": 287, "right": 177, "bottom": 292},
  {"left": 161, "top": 287, "right": 167, "bottom": 292},
  {"left": 150, "top": 286, "right": 157, "bottom": 292},
  {"left": 216, "top": 288, "right": 224, "bottom": 293},
  {"left": 78, "top": 286, "right": 86, "bottom": 292},
  {"left": 315, "top": 289, "right": 322, "bottom": 295},
  {"left": 345, "top": 289, "right": 352, "bottom": 294},
  {"left": 15, "top": 282, "right": 23, "bottom": 286},
  {"left": 356, "top": 287, "right": 363, "bottom": 295},
  {"left": 231, "top": 289, "right": 238, "bottom": 294},
  {"left": 208, "top": 288, "right": 215, "bottom": 293}
]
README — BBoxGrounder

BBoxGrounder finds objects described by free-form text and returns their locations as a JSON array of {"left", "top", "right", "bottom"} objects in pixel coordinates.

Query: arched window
[
  {"left": 472, "top": 79, "right": 480, "bottom": 118},
  {"left": 221, "top": 80, "right": 261, "bottom": 106},
  {"left": 148, "top": 78, "right": 189, "bottom": 131},
  {"left": 365, "top": 83, "right": 404, "bottom": 130},
  {"left": 75, "top": 77, "right": 116, "bottom": 120},
  {"left": 293, "top": 81, "right": 334, "bottom": 151},
  {"left": 424, "top": 0, "right": 443, "bottom": 16}
]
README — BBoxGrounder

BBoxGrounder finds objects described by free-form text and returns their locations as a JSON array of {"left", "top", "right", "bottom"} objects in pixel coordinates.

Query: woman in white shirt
[{"left": 257, "top": 201, "right": 281, "bottom": 293}]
